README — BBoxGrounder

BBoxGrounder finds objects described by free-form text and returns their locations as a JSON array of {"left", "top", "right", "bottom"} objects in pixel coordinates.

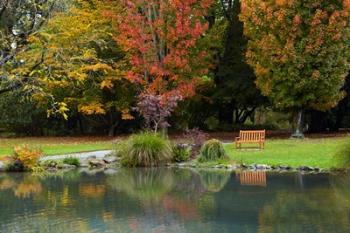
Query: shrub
[
  {"left": 172, "top": 144, "right": 191, "bottom": 163},
  {"left": 8, "top": 145, "right": 43, "bottom": 171},
  {"left": 204, "top": 116, "right": 220, "bottom": 131},
  {"left": 118, "top": 132, "right": 173, "bottom": 167},
  {"left": 198, "top": 139, "right": 228, "bottom": 162},
  {"left": 63, "top": 157, "right": 80, "bottom": 167},
  {"left": 184, "top": 128, "right": 208, "bottom": 157}
]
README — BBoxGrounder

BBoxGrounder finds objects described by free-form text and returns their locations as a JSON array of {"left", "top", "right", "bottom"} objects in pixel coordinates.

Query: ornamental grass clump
[
  {"left": 198, "top": 139, "right": 227, "bottom": 162},
  {"left": 118, "top": 132, "right": 172, "bottom": 167}
]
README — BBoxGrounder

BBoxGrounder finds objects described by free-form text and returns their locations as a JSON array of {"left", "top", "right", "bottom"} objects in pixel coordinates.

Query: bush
[
  {"left": 63, "top": 157, "right": 80, "bottom": 167},
  {"left": 184, "top": 128, "right": 208, "bottom": 157},
  {"left": 8, "top": 145, "right": 43, "bottom": 171},
  {"left": 118, "top": 132, "right": 173, "bottom": 167},
  {"left": 172, "top": 144, "right": 191, "bottom": 163},
  {"left": 198, "top": 139, "right": 228, "bottom": 162},
  {"left": 204, "top": 116, "right": 220, "bottom": 131}
]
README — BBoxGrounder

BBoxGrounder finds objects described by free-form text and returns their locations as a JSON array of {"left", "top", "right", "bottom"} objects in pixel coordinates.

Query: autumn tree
[
  {"left": 240, "top": 0, "right": 350, "bottom": 137},
  {"left": 13, "top": 0, "right": 137, "bottom": 135},
  {"left": 113, "top": 0, "right": 214, "bottom": 131},
  {"left": 0, "top": 0, "right": 67, "bottom": 95}
]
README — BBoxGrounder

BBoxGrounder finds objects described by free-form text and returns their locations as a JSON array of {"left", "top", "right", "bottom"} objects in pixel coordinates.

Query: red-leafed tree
[{"left": 112, "top": 0, "right": 214, "bottom": 131}]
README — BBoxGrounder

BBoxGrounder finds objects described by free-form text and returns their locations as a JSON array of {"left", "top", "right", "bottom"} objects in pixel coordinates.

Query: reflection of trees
[
  {"left": 79, "top": 184, "right": 106, "bottom": 198},
  {"left": 0, "top": 174, "right": 42, "bottom": 199},
  {"left": 330, "top": 174, "right": 350, "bottom": 209},
  {"left": 107, "top": 168, "right": 174, "bottom": 202},
  {"left": 197, "top": 169, "right": 231, "bottom": 193},
  {"left": 258, "top": 188, "right": 350, "bottom": 233}
]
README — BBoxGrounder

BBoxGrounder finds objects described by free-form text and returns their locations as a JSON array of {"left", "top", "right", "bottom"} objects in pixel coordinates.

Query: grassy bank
[
  {"left": 224, "top": 136, "right": 350, "bottom": 169},
  {"left": 0, "top": 137, "right": 114, "bottom": 157}
]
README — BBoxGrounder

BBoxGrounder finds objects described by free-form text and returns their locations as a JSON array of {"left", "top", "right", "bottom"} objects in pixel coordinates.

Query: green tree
[
  {"left": 240, "top": 0, "right": 350, "bottom": 137},
  {"left": 214, "top": 0, "right": 266, "bottom": 125}
]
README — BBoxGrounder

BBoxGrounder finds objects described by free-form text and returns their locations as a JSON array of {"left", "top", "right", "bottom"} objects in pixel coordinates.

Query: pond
[{"left": 0, "top": 168, "right": 349, "bottom": 233}]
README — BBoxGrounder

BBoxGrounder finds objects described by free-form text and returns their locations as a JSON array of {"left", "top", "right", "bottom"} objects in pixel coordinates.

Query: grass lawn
[
  {"left": 224, "top": 136, "right": 350, "bottom": 169},
  {"left": 0, "top": 137, "right": 115, "bottom": 157}
]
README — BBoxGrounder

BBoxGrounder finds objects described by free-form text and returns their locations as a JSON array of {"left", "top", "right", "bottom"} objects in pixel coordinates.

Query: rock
[
  {"left": 104, "top": 168, "right": 118, "bottom": 175},
  {"left": 46, "top": 167, "right": 58, "bottom": 172},
  {"left": 87, "top": 155, "right": 97, "bottom": 160},
  {"left": 299, "top": 166, "right": 314, "bottom": 171},
  {"left": 58, "top": 164, "right": 76, "bottom": 170},
  {"left": 89, "top": 159, "right": 105, "bottom": 168},
  {"left": 0, "top": 161, "right": 6, "bottom": 172},
  {"left": 240, "top": 164, "right": 248, "bottom": 169},
  {"left": 255, "top": 164, "right": 272, "bottom": 170},
  {"left": 225, "top": 165, "right": 233, "bottom": 169},
  {"left": 79, "top": 160, "right": 90, "bottom": 167},
  {"left": 279, "top": 165, "right": 292, "bottom": 170},
  {"left": 103, "top": 156, "right": 118, "bottom": 164}
]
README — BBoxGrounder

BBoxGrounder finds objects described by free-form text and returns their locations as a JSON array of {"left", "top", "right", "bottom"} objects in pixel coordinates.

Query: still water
[{"left": 0, "top": 168, "right": 349, "bottom": 233}]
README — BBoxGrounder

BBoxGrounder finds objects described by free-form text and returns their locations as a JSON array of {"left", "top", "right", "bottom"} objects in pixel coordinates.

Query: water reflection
[
  {"left": 236, "top": 171, "right": 267, "bottom": 187},
  {"left": 197, "top": 169, "right": 230, "bottom": 192},
  {"left": 0, "top": 170, "right": 349, "bottom": 233}
]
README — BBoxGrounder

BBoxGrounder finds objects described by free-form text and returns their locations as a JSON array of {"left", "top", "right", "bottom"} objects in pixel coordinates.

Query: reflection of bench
[
  {"left": 236, "top": 171, "right": 267, "bottom": 187},
  {"left": 235, "top": 130, "right": 265, "bottom": 149}
]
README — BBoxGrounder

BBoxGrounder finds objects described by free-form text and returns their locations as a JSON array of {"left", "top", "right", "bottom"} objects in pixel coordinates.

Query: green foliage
[
  {"left": 63, "top": 157, "right": 80, "bottom": 167},
  {"left": 118, "top": 132, "right": 173, "bottom": 167},
  {"left": 240, "top": 0, "right": 350, "bottom": 111},
  {"left": 204, "top": 116, "right": 220, "bottom": 131},
  {"left": 172, "top": 144, "right": 191, "bottom": 163},
  {"left": 199, "top": 139, "right": 227, "bottom": 162}
]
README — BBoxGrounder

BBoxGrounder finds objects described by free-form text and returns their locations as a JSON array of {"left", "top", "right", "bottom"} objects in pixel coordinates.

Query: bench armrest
[{"left": 235, "top": 137, "right": 240, "bottom": 142}]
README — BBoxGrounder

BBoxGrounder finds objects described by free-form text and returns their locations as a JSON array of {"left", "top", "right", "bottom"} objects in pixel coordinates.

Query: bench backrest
[{"left": 239, "top": 130, "right": 265, "bottom": 141}]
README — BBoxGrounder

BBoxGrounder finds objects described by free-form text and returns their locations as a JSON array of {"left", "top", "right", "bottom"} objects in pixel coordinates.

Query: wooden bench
[{"left": 235, "top": 130, "right": 265, "bottom": 149}]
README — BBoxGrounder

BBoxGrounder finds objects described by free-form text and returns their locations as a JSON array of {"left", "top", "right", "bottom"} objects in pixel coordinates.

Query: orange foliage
[
  {"left": 13, "top": 145, "right": 42, "bottom": 170},
  {"left": 113, "top": 0, "right": 213, "bottom": 98}
]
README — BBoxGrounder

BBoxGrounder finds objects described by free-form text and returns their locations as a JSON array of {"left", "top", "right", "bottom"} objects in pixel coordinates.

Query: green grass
[
  {"left": 224, "top": 137, "right": 350, "bottom": 169},
  {"left": 0, "top": 137, "right": 114, "bottom": 157}
]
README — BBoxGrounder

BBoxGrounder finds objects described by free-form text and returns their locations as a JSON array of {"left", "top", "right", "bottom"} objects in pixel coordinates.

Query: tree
[
  {"left": 14, "top": 0, "right": 139, "bottom": 135},
  {"left": 0, "top": 0, "right": 67, "bottom": 95},
  {"left": 240, "top": 0, "right": 350, "bottom": 137},
  {"left": 212, "top": 0, "right": 267, "bottom": 125},
  {"left": 113, "top": 0, "right": 214, "bottom": 130}
]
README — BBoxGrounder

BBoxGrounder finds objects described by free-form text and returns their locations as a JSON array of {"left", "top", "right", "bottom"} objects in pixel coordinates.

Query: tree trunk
[
  {"left": 291, "top": 109, "right": 305, "bottom": 139},
  {"left": 108, "top": 122, "right": 119, "bottom": 137}
]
